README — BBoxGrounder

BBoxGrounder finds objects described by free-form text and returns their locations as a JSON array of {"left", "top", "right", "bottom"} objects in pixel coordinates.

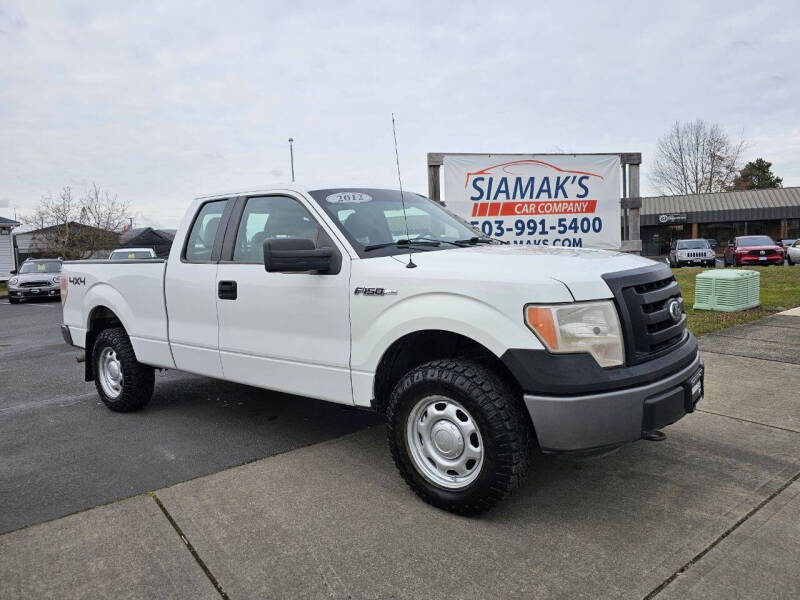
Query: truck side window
[
  {"left": 232, "top": 196, "right": 320, "bottom": 262},
  {"left": 184, "top": 200, "right": 228, "bottom": 262}
]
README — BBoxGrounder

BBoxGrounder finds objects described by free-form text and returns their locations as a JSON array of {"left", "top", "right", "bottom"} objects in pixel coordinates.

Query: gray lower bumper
[{"left": 524, "top": 353, "right": 702, "bottom": 453}]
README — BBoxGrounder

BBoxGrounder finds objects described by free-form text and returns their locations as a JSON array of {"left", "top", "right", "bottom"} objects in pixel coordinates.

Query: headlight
[
  {"left": 9, "top": 277, "right": 18, "bottom": 286},
  {"left": 525, "top": 301, "right": 624, "bottom": 367},
  {"left": 52, "top": 275, "right": 61, "bottom": 284}
]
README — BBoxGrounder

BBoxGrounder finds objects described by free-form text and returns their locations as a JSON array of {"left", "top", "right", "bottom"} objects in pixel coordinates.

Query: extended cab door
[
  {"left": 215, "top": 193, "right": 353, "bottom": 404},
  {"left": 164, "top": 198, "right": 232, "bottom": 378}
]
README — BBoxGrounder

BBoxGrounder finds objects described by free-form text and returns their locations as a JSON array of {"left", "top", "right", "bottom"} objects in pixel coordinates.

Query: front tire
[
  {"left": 9, "top": 297, "right": 20, "bottom": 304},
  {"left": 92, "top": 327, "right": 154, "bottom": 412},
  {"left": 386, "top": 359, "right": 531, "bottom": 515}
]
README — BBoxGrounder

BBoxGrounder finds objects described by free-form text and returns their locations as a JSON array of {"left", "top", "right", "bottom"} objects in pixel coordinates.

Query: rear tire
[
  {"left": 92, "top": 327, "right": 154, "bottom": 412},
  {"left": 386, "top": 359, "right": 531, "bottom": 515}
]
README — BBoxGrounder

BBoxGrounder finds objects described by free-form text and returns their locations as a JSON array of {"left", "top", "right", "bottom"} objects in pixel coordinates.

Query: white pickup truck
[{"left": 61, "top": 185, "right": 703, "bottom": 514}]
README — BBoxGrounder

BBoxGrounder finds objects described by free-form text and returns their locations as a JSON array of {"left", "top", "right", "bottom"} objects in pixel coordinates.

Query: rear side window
[{"left": 184, "top": 200, "right": 228, "bottom": 262}]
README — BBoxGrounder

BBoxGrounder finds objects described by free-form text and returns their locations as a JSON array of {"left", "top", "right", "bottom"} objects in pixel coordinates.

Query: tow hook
[
  {"left": 644, "top": 430, "right": 666, "bottom": 442},
  {"left": 76, "top": 352, "right": 86, "bottom": 363}
]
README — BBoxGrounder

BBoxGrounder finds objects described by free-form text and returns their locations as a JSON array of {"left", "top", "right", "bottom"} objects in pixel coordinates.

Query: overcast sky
[{"left": 1, "top": 1, "right": 798, "bottom": 227}]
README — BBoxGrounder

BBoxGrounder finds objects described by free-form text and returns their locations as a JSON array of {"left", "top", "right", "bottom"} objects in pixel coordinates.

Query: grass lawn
[
  {"left": 0, "top": 281, "right": 6, "bottom": 296},
  {"left": 673, "top": 265, "right": 800, "bottom": 336}
]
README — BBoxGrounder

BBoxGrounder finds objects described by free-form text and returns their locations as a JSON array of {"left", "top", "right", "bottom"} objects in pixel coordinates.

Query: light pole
[{"left": 288, "top": 138, "right": 295, "bottom": 182}]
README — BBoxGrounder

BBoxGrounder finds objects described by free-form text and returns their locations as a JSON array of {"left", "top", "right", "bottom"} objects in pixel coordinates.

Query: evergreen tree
[{"left": 732, "top": 158, "right": 783, "bottom": 190}]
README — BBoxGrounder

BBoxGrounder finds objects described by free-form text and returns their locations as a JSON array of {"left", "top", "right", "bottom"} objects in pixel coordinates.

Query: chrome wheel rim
[
  {"left": 98, "top": 347, "right": 123, "bottom": 399},
  {"left": 406, "top": 395, "right": 484, "bottom": 489}
]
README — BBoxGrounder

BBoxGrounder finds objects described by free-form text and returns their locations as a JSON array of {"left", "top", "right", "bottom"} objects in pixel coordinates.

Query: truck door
[
  {"left": 215, "top": 194, "right": 352, "bottom": 404},
  {"left": 164, "top": 198, "right": 230, "bottom": 378}
]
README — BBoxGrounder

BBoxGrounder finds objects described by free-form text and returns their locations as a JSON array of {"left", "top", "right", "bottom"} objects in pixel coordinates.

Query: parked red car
[{"left": 724, "top": 235, "right": 785, "bottom": 267}]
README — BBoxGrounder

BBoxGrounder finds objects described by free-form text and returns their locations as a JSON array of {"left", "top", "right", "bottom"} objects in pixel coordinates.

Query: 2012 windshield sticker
[{"left": 326, "top": 192, "right": 372, "bottom": 204}]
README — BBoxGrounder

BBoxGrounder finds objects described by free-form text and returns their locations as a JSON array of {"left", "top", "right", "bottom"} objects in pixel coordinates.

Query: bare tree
[
  {"left": 649, "top": 120, "right": 745, "bottom": 196},
  {"left": 23, "top": 184, "right": 129, "bottom": 259}
]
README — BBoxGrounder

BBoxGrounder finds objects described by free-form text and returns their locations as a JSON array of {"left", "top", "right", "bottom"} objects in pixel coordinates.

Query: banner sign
[{"left": 442, "top": 154, "right": 621, "bottom": 249}]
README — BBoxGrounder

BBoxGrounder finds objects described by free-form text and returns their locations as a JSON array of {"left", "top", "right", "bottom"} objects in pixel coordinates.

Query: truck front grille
[{"left": 602, "top": 264, "right": 687, "bottom": 365}]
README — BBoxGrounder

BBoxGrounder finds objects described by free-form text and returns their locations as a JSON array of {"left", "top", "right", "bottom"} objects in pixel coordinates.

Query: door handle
[{"left": 218, "top": 280, "right": 237, "bottom": 300}]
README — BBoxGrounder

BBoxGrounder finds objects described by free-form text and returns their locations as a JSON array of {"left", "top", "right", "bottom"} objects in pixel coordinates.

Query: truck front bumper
[{"left": 523, "top": 353, "right": 702, "bottom": 454}]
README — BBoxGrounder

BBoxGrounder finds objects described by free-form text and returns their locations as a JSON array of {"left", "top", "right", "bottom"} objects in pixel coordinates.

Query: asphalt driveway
[{"left": 0, "top": 299, "right": 378, "bottom": 534}]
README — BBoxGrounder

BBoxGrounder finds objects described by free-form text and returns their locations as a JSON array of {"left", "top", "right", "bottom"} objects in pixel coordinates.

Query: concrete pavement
[{"left": 1, "top": 314, "right": 799, "bottom": 598}]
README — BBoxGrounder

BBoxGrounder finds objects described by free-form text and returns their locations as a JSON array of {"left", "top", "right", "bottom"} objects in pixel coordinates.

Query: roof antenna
[{"left": 392, "top": 113, "right": 416, "bottom": 269}]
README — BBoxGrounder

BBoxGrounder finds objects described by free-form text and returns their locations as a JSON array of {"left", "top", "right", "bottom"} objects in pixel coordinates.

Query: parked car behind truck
[
  {"left": 668, "top": 239, "right": 716, "bottom": 268},
  {"left": 787, "top": 239, "right": 800, "bottom": 266},
  {"left": 60, "top": 185, "right": 704, "bottom": 514},
  {"left": 724, "top": 235, "right": 785, "bottom": 267},
  {"left": 109, "top": 248, "right": 157, "bottom": 260},
  {"left": 7, "top": 258, "right": 63, "bottom": 303}
]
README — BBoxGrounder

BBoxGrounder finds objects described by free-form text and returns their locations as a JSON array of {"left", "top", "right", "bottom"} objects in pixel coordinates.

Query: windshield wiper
[
  {"left": 363, "top": 239, "right": 441, "bottom": 252},
  {"left": 454, "top": 236, "right": 496, "bottom": 245}
]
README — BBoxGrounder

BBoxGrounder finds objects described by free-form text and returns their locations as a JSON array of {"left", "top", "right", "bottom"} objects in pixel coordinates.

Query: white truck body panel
[
  {"left": 62, "top": 191, "right": 658, "bottom": 406},
  {"left": 62, "top": 261, "right": 173, "bottom": 369},
  {"left": 61, "top": 184, "right": 693, "bottom": 422},
  {"left": 347, "top": 246, "right": 653, "bottom": 406},
  {"left": 215, "top": 261, "right": 353, "bottom": 404}
]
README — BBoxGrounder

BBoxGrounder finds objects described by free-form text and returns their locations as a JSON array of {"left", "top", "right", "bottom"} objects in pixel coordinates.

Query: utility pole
[{"left": 288, "top": 138, "right": 295, "bottom": 182}]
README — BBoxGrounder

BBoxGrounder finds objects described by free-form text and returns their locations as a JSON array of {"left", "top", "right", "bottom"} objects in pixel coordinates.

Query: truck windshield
[
  {"left": 19, "top": 261, "right": 61, "bottom": 274},
  {"left": 308, "top": 189, "right": 481, "bottom": 257},
  {"left": 677, "top": 240, "right": 709, "bottom": 250}
]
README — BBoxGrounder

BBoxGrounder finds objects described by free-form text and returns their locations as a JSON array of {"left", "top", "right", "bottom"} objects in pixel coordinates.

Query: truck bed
[{"left": 61, "top": 259, "right": 174, "bottom": 369}]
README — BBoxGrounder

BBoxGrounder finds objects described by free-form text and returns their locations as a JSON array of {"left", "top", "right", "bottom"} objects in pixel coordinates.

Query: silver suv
[
  {"left": 7, "top": 259, "right": 63, "bottom": 304},
  {"left": 668, "top": 239, "right": 716, "bottom": 268}
]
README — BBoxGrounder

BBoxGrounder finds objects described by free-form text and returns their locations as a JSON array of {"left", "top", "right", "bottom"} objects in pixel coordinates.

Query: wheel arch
[
  {"left": 372, "top": 329, "right": 524, "bottom": 418},
  {"left": 84, "top": 305, "right": 126, "bottom": 381}
]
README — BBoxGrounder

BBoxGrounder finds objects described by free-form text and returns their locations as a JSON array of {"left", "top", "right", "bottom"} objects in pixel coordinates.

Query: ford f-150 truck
[{"left": 60, "top": 185, "right": 703, "bottom": 514}]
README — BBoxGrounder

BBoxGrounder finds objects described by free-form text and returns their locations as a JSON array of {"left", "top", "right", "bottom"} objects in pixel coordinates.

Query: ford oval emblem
[{"left": 668, "top": 299, "right": 682, "bottom": 322}]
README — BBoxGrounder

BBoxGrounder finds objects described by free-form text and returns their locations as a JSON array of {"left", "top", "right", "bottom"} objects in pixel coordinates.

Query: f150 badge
[{"left": 354, "top": 287, "right": 397, "bottom": 296}]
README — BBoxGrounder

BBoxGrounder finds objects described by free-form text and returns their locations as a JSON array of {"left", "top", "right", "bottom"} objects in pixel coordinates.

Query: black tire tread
[
  {"left": 386, "top": 358, "right": 531, "bottom": 515},
  {"left": 92, "top": 327, "right": 154, "bottom": 412}
]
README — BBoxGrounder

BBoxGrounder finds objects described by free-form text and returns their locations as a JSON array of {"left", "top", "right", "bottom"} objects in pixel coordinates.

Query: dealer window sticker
[
  {"left": 128, "top": 253, "right": 135, "bottom": 259},
  {"left": 326, "top": 192, "right": 372, "bottom": 204},
  {"left": 37, "top": 263, "right": 46, "bottom": 272}
]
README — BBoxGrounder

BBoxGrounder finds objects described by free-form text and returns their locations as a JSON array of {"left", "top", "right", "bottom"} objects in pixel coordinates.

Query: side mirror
[
  {"left": 263, "top": 238, "right": 332, "bottom": 273},
  {"left": 9, "top": 269, "right": 16, "bottom": 275}
]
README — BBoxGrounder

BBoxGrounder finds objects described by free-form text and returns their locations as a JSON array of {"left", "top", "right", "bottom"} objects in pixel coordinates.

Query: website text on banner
[{"left": 442, "top": 154, "right": 622, "bottom": 249}]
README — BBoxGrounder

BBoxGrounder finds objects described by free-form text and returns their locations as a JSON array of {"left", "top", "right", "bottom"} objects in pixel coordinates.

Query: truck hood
[{"left": 390, "top": 244, "right": 659, "bottom": 300}]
